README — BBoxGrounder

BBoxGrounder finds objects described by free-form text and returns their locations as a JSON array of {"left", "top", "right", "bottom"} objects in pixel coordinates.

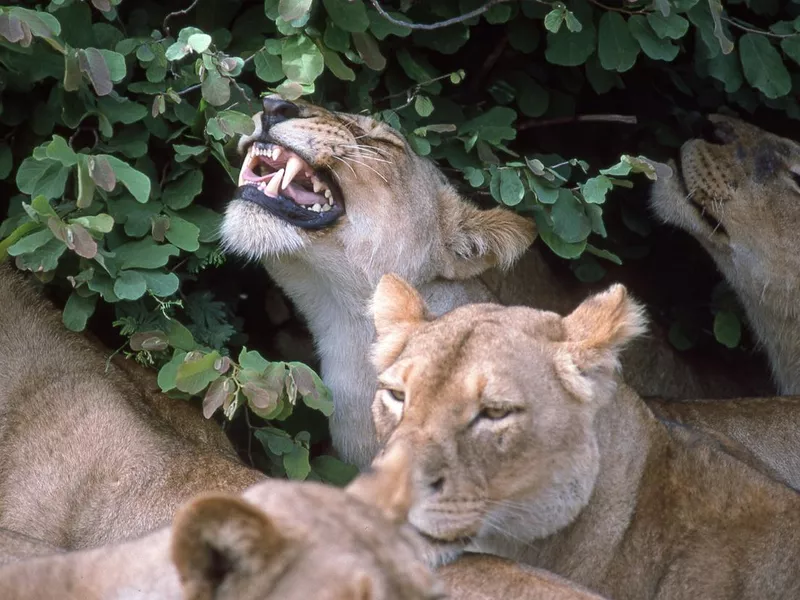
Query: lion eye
[
  {"left": 478, "top": 406, "right": 513, "bottom": 421},
  {"left": 384, "top": 389, "right": 405, "bottom": 403}
]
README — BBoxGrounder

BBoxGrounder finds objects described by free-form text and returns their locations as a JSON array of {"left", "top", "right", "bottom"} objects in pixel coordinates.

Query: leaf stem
[
  {"left": 163, "top": 0, "right": 201, "bottom": 36},
  {"left": 367, "top": 0, "right": 514, "bottom": 30}
]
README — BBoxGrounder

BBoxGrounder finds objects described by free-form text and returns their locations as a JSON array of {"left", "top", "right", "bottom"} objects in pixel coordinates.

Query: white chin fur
[{"left": 220, "top": 199, "right": 307, "bottom": 261}]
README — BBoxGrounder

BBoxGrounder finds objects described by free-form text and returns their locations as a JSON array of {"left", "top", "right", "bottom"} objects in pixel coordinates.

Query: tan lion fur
[
  {"left": 650, "top": 114, "right": 800, "bottom": 394},
  {"left": 0, "top": 263, "right": 264, "bottom": 550},
  {"left": 0, "top": 444, "right": 445, "bottom": 600},
  {"left": 369, "top": 274, "right": 800, "bottom": 599},
  {"left": 221, "top": 98, "right": 750, "bottom": 468},
  {"left": 439, "top": 553, "right": 608, "bottom": 600}
]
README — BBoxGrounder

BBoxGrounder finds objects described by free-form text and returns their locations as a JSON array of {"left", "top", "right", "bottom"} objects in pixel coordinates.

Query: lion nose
[{"left": 262, "top": 95, "right": 300, "bottom": 125}]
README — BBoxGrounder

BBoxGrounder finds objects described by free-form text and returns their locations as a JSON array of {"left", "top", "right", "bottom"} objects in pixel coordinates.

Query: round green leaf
[
  {"left": 499, "top": 169, "right": 525, "bottom": 206},
  {"left": 322, "top": 0, "right": 369, "bottom": 33},
  {"left": 187, "top": 33, "right": 212, "bottom": 53},
  {"left": 740, "top": 33, "right": 791, "bottom": 99},
  {"left": 714, "top": 310, "right": 742, "bottom": 349},
  {"left": 113, "top": 269, "right": 148, "bottom": 300},
  {"left": 282, "top": 35, "right": 325, "bottom": 84},
  {"left": 62, "top": 291, "right": 98, "bottom": 332},
  {"left": 598, "top": 12, "right": 640, "bottom": 73}
]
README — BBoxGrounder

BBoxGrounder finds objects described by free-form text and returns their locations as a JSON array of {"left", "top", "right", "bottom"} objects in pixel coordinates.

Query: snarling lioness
[
  {"left": 369, "top": 274, "right": 800, "bottom": 600},
  {"left": 651, "top": 114, "right": 800, "bottom": 395},
  {"left": 0, "top": 444, "right": 447, "bottom": 600},
  {"left": 222, "top": 97, "right": 752, "bottom": 468}
]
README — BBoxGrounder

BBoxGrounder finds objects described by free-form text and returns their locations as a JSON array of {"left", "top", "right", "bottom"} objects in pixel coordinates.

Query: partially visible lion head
[
  {"left": 649, "top": 114, "right": 800, "bottom": 289},
  {"left": 221, "top": 96, "right": 535, "bottom": 284},
  {"left": 367, "top": 274, "right": 646, "bottom": 565},
  {"left": 172, "top": 443, "right": 445, "bottom": 600}
]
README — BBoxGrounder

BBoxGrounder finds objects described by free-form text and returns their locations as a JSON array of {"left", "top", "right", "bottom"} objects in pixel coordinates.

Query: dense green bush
[{"left": 1, "top": 0, "right": 798, "bottom": 475}]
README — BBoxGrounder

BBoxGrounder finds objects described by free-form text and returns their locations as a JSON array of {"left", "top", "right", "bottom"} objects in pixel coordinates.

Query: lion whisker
[
  {"left": 332, "top": 155, "right": 357, "bottom": 178},
  {"left": 340, "top": 156, "right": 389, "bottom": 183}
]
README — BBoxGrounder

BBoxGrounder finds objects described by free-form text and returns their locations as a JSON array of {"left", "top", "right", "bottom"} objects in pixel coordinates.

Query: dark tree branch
[
  {"left": 518, "top": 114, "right": 638, "bottom": 130},
  {"left": 367, "top": 0, "right": 515, "bottom": 30},
  {"left": 163, "top": 0, "right": 200, "bottom": 36}
]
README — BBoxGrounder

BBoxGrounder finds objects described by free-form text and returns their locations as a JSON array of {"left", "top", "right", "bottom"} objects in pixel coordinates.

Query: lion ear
[
  {"left": 346, "top": 441, "right": 414, "bottom": 525},
  {"left": 171, "top": 494, "right": 293, "bottom": 600},
  {"left": 440, "top": 188, "right": 536, "bottom": 280},
  {"left": 370, "top": 274, "right": 430, "bottom": 371},
  {"left": 555, "top": 284, "right": 647, "bottom": 403}
]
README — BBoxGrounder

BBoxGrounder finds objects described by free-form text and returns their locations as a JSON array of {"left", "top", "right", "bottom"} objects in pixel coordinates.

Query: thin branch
[
  {"left": 518, "top": 114, "right": 638, "bottom": 130},
  {"left": 177, "top": 82, "right": 201, "bottom": 96},
  {"left": 163, "top": 0, "right": 201, "bottom": 36},
  {"left": 722, "top": 16, "right": 800, "bottom": 39},
  {"left": 584, "top": 0, "right": 647, "bottom": 15},
  {"left": 367, "top": 0, "right": 514, "bottom": 30}
]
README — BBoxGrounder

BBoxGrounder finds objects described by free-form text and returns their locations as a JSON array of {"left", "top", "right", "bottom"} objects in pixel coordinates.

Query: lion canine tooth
[
  {"left": 312, "top": 178, "right": 324, "bottom": 194},
  {"left": 282, "top": 156, "right": 304, "bottom": 190},
  {"left": 265, "top": 169, "right": 283, "bottom": 197}
]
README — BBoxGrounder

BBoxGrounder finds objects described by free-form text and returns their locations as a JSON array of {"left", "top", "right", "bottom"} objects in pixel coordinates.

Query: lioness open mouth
[{"left": 234, "top": 141, "right": 344, "bottom": 230}]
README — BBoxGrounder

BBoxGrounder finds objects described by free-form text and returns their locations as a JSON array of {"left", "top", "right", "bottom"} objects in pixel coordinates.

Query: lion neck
[
  {"left": 711, "top": 248, "right": 800, "bottom": 394},
  {"left": 0, "top": 529, "right": 180, "bottom": 599},
  {"left": 263, "top": 252, "right": 495, "bottom": 468}
]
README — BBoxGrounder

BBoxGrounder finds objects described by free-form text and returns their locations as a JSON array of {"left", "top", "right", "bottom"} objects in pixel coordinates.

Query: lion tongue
[{"left": 283, "top": 183, "right": 326, "bottom": 206}]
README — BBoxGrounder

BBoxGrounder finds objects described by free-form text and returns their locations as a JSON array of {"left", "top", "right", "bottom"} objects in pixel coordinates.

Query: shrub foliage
[{"left": 1, "top": 0, "right": 798, "bottom": 476}]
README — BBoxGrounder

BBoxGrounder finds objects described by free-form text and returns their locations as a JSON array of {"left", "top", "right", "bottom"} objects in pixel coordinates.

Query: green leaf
[
  {"left": 323, "top": 0, "right": 369, "bottom": 33},
  {"left": 255, "top": 427, "right": 295, "bottom": 455},
  {"left": 202, "top": 377, "right": 235, "bottom": 418},
  {"left": 311, "top": 455, "right": 358, "bottom": 486},
  {"left": 713, "top": 310, "right": 742, "bottom": 348},
  {"left": 7, "top": 7, "right": 61, "bottom": 39},
  {"left": 628, "top": 15, "right": 679, "bottom": 61},
  {"left": 255, "top": 48, "right": 285, "bottom": 82},
  {"left": 535, "top": 210, "right": 587, "bottom": 259},
  {"left": 646, "top": 11, "right": 689, "bottom": 39},
  {"left": 414, "top": 95, "right": 434, "bottom": 117},
  {"left": 545, "top": 20, "right": 596, "bottom": 66},
  {"left": 739, "top": 33, "right": 791, "bottom": 99},
  {"left": 201, "top": 71, "right": 231, "bottom": 106},
  {"left": 284, "top": 443, "right": 311, "bottom": 480},
  {"left": 157, "top": 351, "right": 187, "bottom": 392},
  {"left": 320, "top": 46, "right": 356, "bottom": 81},
  {"left": 16, "top": 159, "right": 69, "bottom": 200},
  {"left": 70, "top": 214, "right": 114, "bottom": 233},
  {"left": 163, "top": 171, "right": 203, "bottom": 210},
  {"left": 597, "top": 13, "right": 640, "bottom": 73},
  {"left": 580, "top": 175, "right": 613, "bottom": 204},
  {"left": 239, "top": 347, "right": 270, "bottom": 373},
  {"left": 62, "top": 291, "right": 98, "bottom": 332},
  {"left": 544, "top": 7, "right": 566, "bottom": 33},
  {"left": 175, "top": 351, "right": 223, "bottom": 395},
  {"left": 31, "top": 195, "right": 59, "bottom": 220},
  {"left": 113, "top": 269, "right": 148, "bottom": 300},
  {"left": 352, "top": 31, "right": 386, "bottom": 71},
  {"left": 97, "top": 97, "right": 147, "bottom": 124},
  {"left": 164, "top": 212, "right": 200, "bottom": 251},
  {"left": 280, "top": 0, "right": 313, "bottom": 21},
  {"left": 282, "top": 35, "right": 325, "bottom": 84},
  {"left": 76, "top": 157, "right": 96, "bottom": 209},
  {"left": 15, "top": 238, "right": 67, "bottom": 272},
  {"left": 7, "top": 228, "right": 53, "bottom": 256},
  {"left": 97, "top": 49, "right": 126, "bottom": 82},
  {"left": 550, "top": 189, "right": 591, "bottom": 243},
  {"left": 104, "top": 155, "right": 151, "bottom": 203},
  {"left": 187, "top": 33, "right": 212, "bottom": 53},
  {"left": 499, "top": 169, "right": 525, "bottom": 206},
  {"left": 217, "top": 111, "right": 257, "bottom": 136},
  {"left": 112, "top": 238, "right": 180, "bottom": 269},
  {"left": 45, "top": 135, "right": 78, "bottom": 167}
]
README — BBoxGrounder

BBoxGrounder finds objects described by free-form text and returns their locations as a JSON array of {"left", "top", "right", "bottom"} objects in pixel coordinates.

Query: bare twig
[
  {"left": 163, "top": 0, "right": 201, "bottom": 36},
  {"left": 722, "top": 16, "right": 799, "bottom": 39},
  {"left": 584, "top": 0, "right": 647, "bottom": 15},
  {"left": 367, "top": 0, "right": 514, "bottom": 30},
  {"left": 177, "top": 82, "right": 201, "bottom": 96},
  {"left": 518, "top": 114, "right": 638, "bottom": 130}
]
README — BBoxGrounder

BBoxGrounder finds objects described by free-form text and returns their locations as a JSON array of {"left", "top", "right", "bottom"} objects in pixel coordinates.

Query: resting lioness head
[
  {"left": 221, "top": 96, "right": 535, "bottom": 283},
  {"left": 649, "top": 113, "right": 800, "bottom": 289},
  {"left": 368, "top": 274, "right": 644, "bottom": 563}
]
